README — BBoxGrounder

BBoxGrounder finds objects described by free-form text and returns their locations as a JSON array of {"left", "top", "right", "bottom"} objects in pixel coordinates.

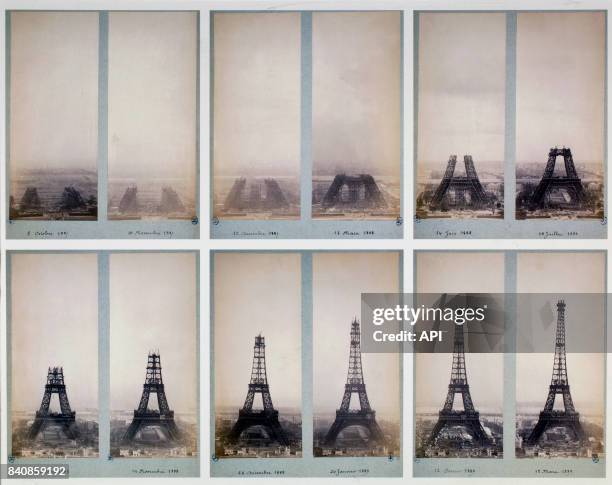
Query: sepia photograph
[
  {"left": 415, "top": 252, "right": 504, "bottom": 458},
  {"left": 312, "top": 12, "right": 401, "bottom": 220},
  {"left": 109, "top": 252, "right": 198, "bottom": 458},
  {"left": 415, "top": 13, "right": 505, "bottom": 220},
  {"left": 515, "top": 13, "right": 605, "bottom": 220},
  {"left": 10, "top": 253, "right": 99, "bottom": 458},
  {"left": 107, "top": 12, "right": 198, "bottom": 221},
  {"left": 212, "top": 13, "right": 301, "bottom": 221},
  {"left": 213, "top": 252, "right": 302, "bottom": 458},
  {"left": 8, "top": 12, "right": 98, "bottom": 221},
  {"left": 516, "top": 252, "right": 605, "bottom": 459},
  {"left": 313, "top": 252, "right": 401, "bottom": 458}
]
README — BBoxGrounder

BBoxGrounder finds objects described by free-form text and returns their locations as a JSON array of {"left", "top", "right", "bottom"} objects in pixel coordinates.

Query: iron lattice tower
[
  {"left": 428, "top": 323, "right": 491, "bottom": 446},
  {"left": 123, "top": 352, "right": 181, "bottom": 443},
  {"left": 228, "top": 335, "right": 289, "bottom": 445},
  {"left": 324, "top": 318, "right": 384, "bottom": 445},
  {"left": 529, "top": 147, "right": 585, "bottom": 209},
  {"left": 429, "top": 155, "right": 489, "bottom": 209},
  {"left": 321, "top": 174, "right": 387, "bottom": 209},
  {"left": 527, "top": 300, "right": 584, "bottom": 444},
  {"left": 28, "top": 367, "right": 79, "bottom": 440}
]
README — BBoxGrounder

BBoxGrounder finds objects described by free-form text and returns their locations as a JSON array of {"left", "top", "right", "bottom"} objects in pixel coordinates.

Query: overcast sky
[
  {"left": 108, "top": 12, "right": 197, "bottom": 183},
  {"left": 10, "top": 12, "right": 98, "bottom": 173},
  {"left": 313, "top": 12, "right": 401, "bottom": 176},
  {"left": 213, "top": 13, "right": 301, "bottom": 177},
  {"left": 313, "top": 252, "right": 401, "bottom": 420},
  {"left": 110, "top": 253, "right": 197, "bottom": 414},
  {"left": 415, "top": 252, "right": 504, "bottom": 411},
  {"left": 214, "top": 253, "right": 302, "bottom": 410},
  {"left": 516, "top": 12, "right": 605, "bottom": 164},
  {"left": 516, "top": 252, "right": 604, "bottom": 411},
  {"left": 417, "top": 13, "right": 506, "bottom": 166},
  {"left": 11, "top": 253, "right": 98, "bottom": 413}
]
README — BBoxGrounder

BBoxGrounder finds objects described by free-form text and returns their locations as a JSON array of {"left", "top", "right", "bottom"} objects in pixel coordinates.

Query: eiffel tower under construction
[
  {"left": 28, "top": 367, "right": 79, "bottom": 440},
  {"left": 324, "top": 318, "right": 384, "bottom": 446},
  {"left": 429, "top": 155, "right": 489, "bottom": 210},
  {"left": 526, "top": 300, "right": 584, "bottom": 444},
  {"left": 428, "top": 323, "right": 490, "bottom": 446},
  {"left": 228, "top": 335, "right": 289, "bottom": 445},
  {"left": 123, "top": 352, "right": 181, "bottom": 444}
]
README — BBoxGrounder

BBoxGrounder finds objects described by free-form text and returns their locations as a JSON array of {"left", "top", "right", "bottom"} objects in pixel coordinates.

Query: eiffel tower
[
  {"left": 324, "top": 318, "right": 384, "bottom": 445},
  {"left": 429, "top": 155, "right": 488, "bottom": 209},
  {"left": 28, "top": 367, "right": 79, "bottom": 440},
  {"left": 529, "top": 147, "right": 585, "bottom": 209},
  {"left": 527, "top": 300, "right": 584, "bottom": 444},
  {"left": 123, "top": 352, "right": 181, "bottom": 443},
  {"left": 228, "top": 335, "right": 289, "bottom": 445},
  {"left": 428, "top": 323, "right": 490, "bottom": 446}
]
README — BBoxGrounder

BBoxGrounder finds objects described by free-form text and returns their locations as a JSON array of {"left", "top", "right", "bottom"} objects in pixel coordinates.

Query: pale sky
[
  {"left": 313, "top": 12, "right": 401, "bottom": 176},
  {"left": 415, "top": 252, "right": 504, "bottom": 411},
  {"left": 516, "top": 12, "right": 605, "bottom": 163},
  {"left": 213, "top": 13, "right": 301, "bottom": 177},
  {"left": 313, "top": 252, "right": 401, "bottom": 420},
  {"left": 108, "top": 12, "right": 197, "bottom": 182},
  {"left": 214, "top": 253, "right": 302, "bottom": 410},
  {"left": 10, "top": 12, "right": 98, "bottom": 172},
  {"left": 110, "top": 253, "right": 197, "bottom": 414},
  {"left": 417, "top": 13, "right": 506, "bottom": 165},
  {"left": 516, "top": 252, "right": 605, "bottom": 411},
  {"left": 11, "top": 253, "right": 98, "bottom": 412}
]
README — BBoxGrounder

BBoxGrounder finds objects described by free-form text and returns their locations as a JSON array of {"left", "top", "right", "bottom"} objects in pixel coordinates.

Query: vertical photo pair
[
  {"left": 211, "top": 11, "right": 403, "bottom": 238},
  {"left": 414, "top": 250, "right": 605, "bottom": 478},
  {"left": 7, "top": 251, "right": 199, "bottom": 478},
  {"left": 415, "top": 11, "right": 606, "bottom": 238},
  {"left": 211, "top": 251, "right": 402, "bottom": 477},
  {"left": 6, "top": 11, "right": 199, "bottom": 238}
]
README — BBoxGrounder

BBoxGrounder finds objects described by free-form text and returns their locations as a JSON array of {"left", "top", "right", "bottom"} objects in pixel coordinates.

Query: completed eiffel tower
[
  {"left": 324, "top": 318, "right": 384, "bottom": 445},
  {"left": 428, "top": 323, "right": 490, "bottom": 446},
  {"left": 28, "top": 367, "right": 79, "bottom": 440},
  {"left": 228, "top": 335, "right": 289, "bottom": 445},
  {"left": 123, "top": 352, "right": 181, "bottom": 443},
  {"left": 526, "top": 300, "right": 584, "bottom": 444}
]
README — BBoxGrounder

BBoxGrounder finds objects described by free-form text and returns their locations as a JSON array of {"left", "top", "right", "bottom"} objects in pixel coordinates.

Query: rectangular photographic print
[
  {"left": 107, "top": 12, "right": 198, "bottom": 222},
  {"left": 312, "top": 252, "right": 401, "bottom": 461},
  {"left": 9, "top": 253, "right": 99, "bottom": 459},
  {"left": 414, "top": 252, "right": 505, "bottom": 462},
  {"left": 311, "top": 12, "right": 401, "bottom": 221},
  {"left": 109, "top": 252, "right": 198, "bottom": 461},
  {"left": 515, "top": 252, "right": 605, "bottom": 464},
  {"left": 212, "top": 13, "right": 301, "bottom": 221},
  {"left": 515, "top": 13, "right": 605, "bottom": 221},
  {"left": 212, "top": 252, "right": 302, "bottom": 464},
  {"left": 8, "top": 12, "right": 99, "bottom": 221},
  {"left": 415, "top": 13, "right": 506, "bottom": 221}
]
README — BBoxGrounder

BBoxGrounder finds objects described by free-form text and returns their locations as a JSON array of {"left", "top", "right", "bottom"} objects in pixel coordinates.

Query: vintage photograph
[
  {"left": 10, "top": 253, "right": 99, "bottom": 458},
  {"left": 313, "top": 252, "right": 401, "bottom": 457},
  {"left": 109, "top": 252, "right": 198, "bottom": 458},
  {"left": 415, "top": 252, "right": 504, "bottom": 458},
  {"left": 415, "top": 13, "right": 505, "bottom": 220},
  {"left": 516, "top": 252, "right": 605, "bottom": 459},
  {"left": 8, "top": 12, "right": 98, "bottom": 220},
  {"left": 515, "top": 13, "right": 605, "bottom": 220},
  {"left": 213, "top": 252, "right": 302, "bottom": 458},
  {"left": 312, "top": 12, "right": 401, "bottom": 220},
  {"left": 107, "top": 12, "right": 198, "bottom": 221},
  {"left": 212, "top": 13, "right": 301, "bottom": 220}
]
